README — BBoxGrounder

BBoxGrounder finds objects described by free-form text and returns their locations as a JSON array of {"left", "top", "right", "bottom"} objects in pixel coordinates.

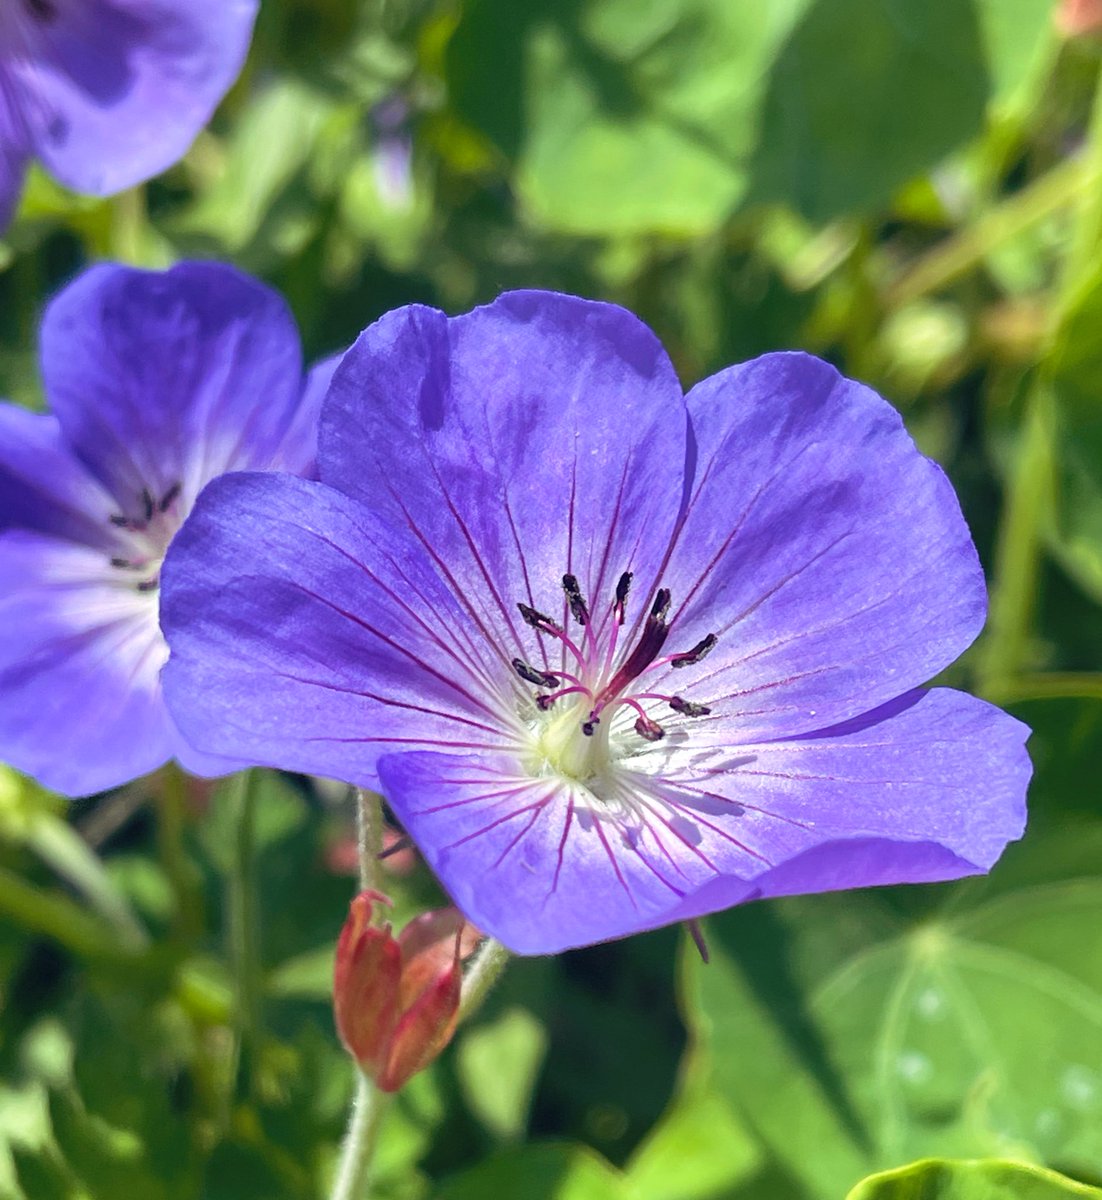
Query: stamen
[
  {"left": 141, "top": 488, "right": 156, "bottom": 524},
  {"left": 634, "top": 715, "right": 665, "bottom": 742},
  {"left": 562, "top": 574, "right": 589, "bottom": 626},
  {"left": 517, "top": 570, "right": 711, "bottom": 751},
  {"left": 109, "top": 557, "right": 143, "bottom": 571},
  {"left": 137, "top": 578, "right": 160, "bottom": 593},
  {"left": 109, "top": 514, "right": 131, "bottom": 528},
  {"left": 613, "top": 572, "right": 632, "bottom": 623},
  {"left": 669, "top": 632, "right": 718, "bottom": 668},
  {"left": 518, "top": 602, "right": 560, "bottom": 634},
  {"left": 378, "top": 834, "right": 413, "bottom": 861},
  {"left": 685, "top": 918, "right": 710, "bottom": 964},
  {"left": 593, "top": 587, "right": 672, "bottom": 710},
  {"left": 536, "top": 685, "right": 590, "bottom": 711},
  {"left": 512, "top": 658, "right": 560, "bottom": 689},
  {"left": 159, "top": 483, "right": 182, "bottom": 512}
]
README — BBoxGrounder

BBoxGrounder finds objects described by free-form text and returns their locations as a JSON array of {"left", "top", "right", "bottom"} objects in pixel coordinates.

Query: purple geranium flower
[
  {"left": 0, "top": 0, "right": 257, "bottom": 229},
  {"left": 0, "top": 260, "right": 334, "bottom": 796},
  {"left": 161, "top": 292, "right": 1031, "bottom": 955}
]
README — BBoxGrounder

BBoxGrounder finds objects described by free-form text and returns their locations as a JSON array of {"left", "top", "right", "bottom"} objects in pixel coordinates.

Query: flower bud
[
  {"left": 1057, "top": 0, "right": 1102, "bottom": 35},
  {"left": 333, "top": 891, "right": 478, "bottom": 1092}
]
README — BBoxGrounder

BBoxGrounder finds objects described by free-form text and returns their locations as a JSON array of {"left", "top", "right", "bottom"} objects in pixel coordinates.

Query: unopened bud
[
  {"left": 333, "top": 891, "right": 479, "bottom": 1092},
  {"left": 1057, "top": 0, "right": 1102, "bottom": 35}
]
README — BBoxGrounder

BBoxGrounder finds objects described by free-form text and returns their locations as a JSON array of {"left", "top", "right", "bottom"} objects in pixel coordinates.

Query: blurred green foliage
[{"left": 3, "top": 0, "right": 1102, "bottom": 1196}]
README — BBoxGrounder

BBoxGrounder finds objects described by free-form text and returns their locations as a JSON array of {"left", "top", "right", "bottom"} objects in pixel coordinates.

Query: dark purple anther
[
  {"left": 634, "top": 715, "right": 665, "bottom": 741},
  {"left": 670, "top": 632, "right": 718, "bottom": 668},
  {"left": 613, "top": 571, "right": 632, "bottom": 623},
  {"left": 669, "top": 696, "right": 711, "bottom": 717},
  {"left": 512, "top": 658, "right": 560, "bottom": 689},
  {"left": 159, "top": 483, "right": 182, "bottom": 512},
  {"left": 518, "top": 602, "right": 561, "bottom": 634},
  {"left": 562, "top": 574, "right": 589, "bottom": 626}
]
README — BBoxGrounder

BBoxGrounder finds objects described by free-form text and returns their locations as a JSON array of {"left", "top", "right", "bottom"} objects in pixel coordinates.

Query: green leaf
[
  {"left": 0, "top": 1083, "right": 52, "bottom": 1200},
  {"left": 446, "top": 0, "right": 808, "bottom": 236},
  {"left": 266, "top": 944, "right": 335, "bottom": 1000},
  {"left": 746, "top": 0, "right": 989, "bottom": 222},
  {"left": 624, "top": 1078, "right": 762, "bottom": 1200},
  {"left": 455, "top": 1006, "right": 548, "bottom": 1141},
  {"left": 173, "top": 80, "right": 334, "bottom": 260},
  {"left": 448, "top": 0, "right": 994, "bottom": 234},
  {"left": 682, "top": 826, "right": 1102, "bottom": 1198},
  {"left": 845, "top": 1158, "right": 1102, "bottom": 1198},
  {"left": 974, "top": 0, "right": 1057, "bottom": 114},
  {"left": 436, "top": 1143, "right": 634, "bottom": 1200},
  {"left": 28, "top": 812, "right": 148, "bottom": 951}
]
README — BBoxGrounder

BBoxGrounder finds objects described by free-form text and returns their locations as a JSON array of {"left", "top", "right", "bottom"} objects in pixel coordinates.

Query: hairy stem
[
  {"left": 356, "top": 788, "right": 385, "bottom": 896},
  {"left": 328, "top": 790, "right": 389, "bottom": 1200},
  {"left": 330, "top": 1074, "right": 391, "bottom": 1200},
  {"left": 458, "top": 937, "right": 510, "bottom": 1022}
]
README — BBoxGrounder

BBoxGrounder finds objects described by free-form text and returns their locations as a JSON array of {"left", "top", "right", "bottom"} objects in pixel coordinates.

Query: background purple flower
[
  {"left": 161, "top": 291, "right": 1031, "bottom": 955},
  {"left": 0, "top": 260, "right": 331, "bottom": 796},
  {"left": 0, "top": 0, "right": 257, "bottom": 229}
]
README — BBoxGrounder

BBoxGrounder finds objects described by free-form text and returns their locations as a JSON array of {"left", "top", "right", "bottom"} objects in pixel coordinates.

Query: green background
[{"left": 2, "top": 0, "right": 1102, "bottom": 1196}]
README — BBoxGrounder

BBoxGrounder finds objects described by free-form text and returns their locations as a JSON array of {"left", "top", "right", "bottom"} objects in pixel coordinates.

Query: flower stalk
[
  {"left": 330, "top": 1073, "right": 390, "bottom": 1200},
  {"left": 329, "top": 791, "right": 510, "bottom": 1200},
  {"left": 226, "top": 769, "right": 264, "bottom": 1096}
]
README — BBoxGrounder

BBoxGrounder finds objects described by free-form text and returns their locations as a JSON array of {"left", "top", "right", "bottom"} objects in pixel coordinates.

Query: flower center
[
  {"left": 514, "top": 572, "right": 717, "bottom": 785},
  {"left": 105, "top": 482, "right": 183, "bottom": 595}
]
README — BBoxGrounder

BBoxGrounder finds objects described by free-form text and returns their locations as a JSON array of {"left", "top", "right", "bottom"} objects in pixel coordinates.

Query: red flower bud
[
  {"left": 1057, "top": 0, "right": 1102, "bottom": 35},
  {"left": 333, "top": 891, "right": 479, "bottom": 1092}
]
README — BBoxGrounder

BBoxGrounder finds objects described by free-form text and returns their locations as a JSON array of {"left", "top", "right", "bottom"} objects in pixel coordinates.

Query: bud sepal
[{"left": 334, "top": 890, "right": 478, "bottom": 1092}]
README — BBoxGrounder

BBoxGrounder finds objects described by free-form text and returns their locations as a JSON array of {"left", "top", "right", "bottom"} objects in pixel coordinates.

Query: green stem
[
  {"left": 226, "top": 770, "right": 263, "bottom": 1093},
  {"left": 29, "top": 816, "right": 148, "bottom": 951},
  {"left": 458, "top": 937, "right": 510, "bottom": 1022},
  {"left": 158, "top": 762, "right": 203, "bottom": 943},
  {"left": 986, "top": 672, "right": 1102, "bottom": 704},
  {"left": 356, "top": 789, "right": 385, "bottom": 896},
  {"left": 0, "top": 865, "right": 143, "bottom": 964},
  {"left": 327, "top": 789, "right": 390, "bottom": 1199},
  {"left": 1060, "top": 64, "right": 1102, "bottom": 306},
  {"left": 884, "top": 155, "right": 1098, "bottom": 309},
  {"left": 109, "top": 186, "right": 147, "bottom": 264},
  {"left": 979, "top": 62, "right": 1102, "bottom": 694},
  {"left": 330, "top": 1074, "right": 391, "bottom": 1200},
  {"left": 331, "top": 792, "right": 510, "bottom": 1198},
  {"left": 976, "top": 389, "right": 1054, "bottom": 695}
]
